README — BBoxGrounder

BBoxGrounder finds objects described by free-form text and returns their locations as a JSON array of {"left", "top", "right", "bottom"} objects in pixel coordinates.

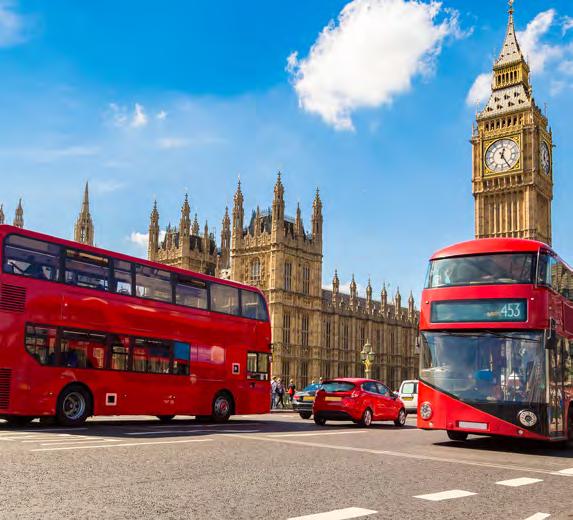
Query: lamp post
[{"left": 360, "top": 340, "right": 375, "bottom": 379}]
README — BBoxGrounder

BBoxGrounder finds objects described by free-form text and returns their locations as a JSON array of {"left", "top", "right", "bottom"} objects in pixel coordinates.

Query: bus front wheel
[
  {"left": 56, "top": 385, "right": 92, "bottom": 427},
  {"left": 447, "top": 430, "right": 468, "bottom": 441},
  {"left": 212, "top": 392, "right": 233, "bottom": 423}
]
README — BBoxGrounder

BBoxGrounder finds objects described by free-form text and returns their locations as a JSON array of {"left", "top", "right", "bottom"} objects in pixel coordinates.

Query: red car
[{"left": 312, "top": 378, "right": 407, "bottom": 427}]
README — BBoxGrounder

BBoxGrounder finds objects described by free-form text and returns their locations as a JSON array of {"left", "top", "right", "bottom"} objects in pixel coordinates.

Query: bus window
[
  {"left": 64, "top": 250, "right": 110, "bottom": 291},
  {"left": 173, "top": 341, "right": 190, "bottom": 375},
  {"left": 133, "top": 338, "right": 171, "bottom": 374},
  {"left": 3, "top": 235, "right": 60, "bottom": 282},
  {"left": 60, "top": 329, "right": 107, "bottom": 369},
  {"left": 210, "top": 283, "right": 239, "bottom": 316},
  {"left": 241, "top": 290, "right": 268, "bottom": 321},
  {"left": 112, "top": 259, "right": 133, "bottom": 296},
  {"left": 135, "top": 265, "right": 172, "bottom": 303},
  {"left": 175, "top": 277, "right": 208, "bottom": 309},
  {"left": 25, "top": 325, "right": 57, "bottom": 366},
  {"left": 247, "top": 352, "right": 269, "bottom": 380},
  {"left": 110, "top": 334, "right": 130, "bottom": 370}
]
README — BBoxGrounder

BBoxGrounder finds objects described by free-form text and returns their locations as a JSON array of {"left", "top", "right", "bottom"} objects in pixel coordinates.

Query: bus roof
[
  {"left": 0, "top": 224, "right": 263, "bottom": 295},
  {"left": 431, "top": 238, "right": 553, "bottom": 260}
]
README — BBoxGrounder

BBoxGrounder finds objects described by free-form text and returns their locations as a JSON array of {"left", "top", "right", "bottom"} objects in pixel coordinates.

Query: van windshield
[{"left": 400, "top": 382, "right": 417, "bottom": 394}]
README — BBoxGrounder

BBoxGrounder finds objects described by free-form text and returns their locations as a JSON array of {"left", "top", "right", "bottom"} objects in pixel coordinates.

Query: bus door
[{"left": 548, "top": 338, "right": 566, "bottom": 437}]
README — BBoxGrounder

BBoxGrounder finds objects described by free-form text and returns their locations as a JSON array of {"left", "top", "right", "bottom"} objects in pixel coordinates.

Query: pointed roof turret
[
  {"left": 150, "top": 199, "right": 159, "bottom": 223},
  {"left": 13, "top": 198, "right": 24, "bottom": 228},
  {"left": 495, "top": 1, "right": 523, "bottom": 68},
  {"left": 74, "top": 182, "right": 94, "bottom": 245},
  {"left": 222, "top": 206, "right": 230, "bottom": 229},
  {"left": 274, "top": 171, "right": 284, "bottom": 200},
  {"left": 0, "top": 204, "right": 4, "bottom": 225},
  {"left": 192, "top": 213, "right": 199, "bottom": 235},
  {"left": 233, "top": 177, "right": 244, "bottom": 206}
]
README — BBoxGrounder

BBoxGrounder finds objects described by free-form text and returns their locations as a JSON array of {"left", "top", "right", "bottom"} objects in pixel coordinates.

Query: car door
[
  {"left": 376, "top": 383, "right": 395, "bottom": 420},
  {"left": 362, "top": 382, "right": 383, "bottom": 419}
]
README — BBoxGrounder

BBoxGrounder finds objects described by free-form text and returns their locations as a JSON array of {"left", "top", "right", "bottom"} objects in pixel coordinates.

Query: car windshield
[
  {"left": 420, "top": 331, "right": 546, "bottom": 404},
  {"left": 426, "top": 253, "right": 535, "bottom": 288},
  {"left": 302, "top": 384, "right": 319, "bottom": 392},
  {"left": 320, "top": 381, "right": 355, "bottom": 392},
  {"left": 400, "top": 382, "right": 417, "bottom": 394}
]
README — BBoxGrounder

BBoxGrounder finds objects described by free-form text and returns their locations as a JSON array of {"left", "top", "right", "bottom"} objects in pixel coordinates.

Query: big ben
[{"left": 472, "top": 1, "right": 553, "bottom": 245}]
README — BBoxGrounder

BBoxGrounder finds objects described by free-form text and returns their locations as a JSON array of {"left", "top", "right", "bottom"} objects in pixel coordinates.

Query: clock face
[
  {"left": 485, "top": 139, "right": 520, "bottom": 173},
  {"left": 540, "top": 141, "right": 551, "bottom": 175}
]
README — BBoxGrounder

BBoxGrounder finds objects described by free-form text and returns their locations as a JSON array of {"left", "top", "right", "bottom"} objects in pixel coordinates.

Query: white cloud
[
  {"left": 562, "top": 16, "right": 573, "bottom": 35},
  {"left": 0, "top": 1, "right": 26, "bottom": 47},
  {"left": 157, "top": 137, "right": 190, "bottom": 149},
  {"left": 129, "top": 230, "right": 166, "bottom": 252},
  {"left": 156, "top": 110, "right": 168, "bottom": 120},
  {"left": 132, "top": 103, "right": 148, "bottom": 128},
  {"left": 0, "top": 145, "right": 99, "bottom": 162},
  {"left": 107, "top": 102, "right": 149, "bottom": 128},
  {"left": 517, "top": 9, "right": 562, "bottom": 74},
  {"left": 287, "top": 0, "right": 465, "bottom": 131},
  {"left": 466, "top": 72, "right": 492, "bottom": 106},
  {"left": 550, "top": 80, "right": 567, "bottom": 96},
  {"left": 558, "top": 60, "right": 573, "bottom": 75},
  {"left": 91, "top": 179, "right": 125, "bottom": 194}
]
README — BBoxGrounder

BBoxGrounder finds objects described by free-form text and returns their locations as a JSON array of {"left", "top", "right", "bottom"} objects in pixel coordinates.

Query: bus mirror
[{"left": 545, "top": 319, "right": 557, "bottom": 350}]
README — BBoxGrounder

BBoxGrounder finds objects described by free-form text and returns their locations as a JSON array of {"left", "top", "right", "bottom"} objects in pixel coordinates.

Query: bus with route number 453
[
  {"left": 418, "top": 238, "right": 573, "bottom": 444},
  {"left": 0, "top": 224, "right": 271, "bottom": 427}
]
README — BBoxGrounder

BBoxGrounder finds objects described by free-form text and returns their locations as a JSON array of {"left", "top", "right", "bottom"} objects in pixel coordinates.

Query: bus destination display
[{"left": 431, "top": 299, "right": 527, "bottom": 323}]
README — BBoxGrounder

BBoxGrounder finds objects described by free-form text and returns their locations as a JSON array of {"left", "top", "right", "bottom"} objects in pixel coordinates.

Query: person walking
[
  {"left": 276, "top": 378, "right": 285, "bottom": 409},
  {"left": 271, "top": 376, "right": 278, "bottom": 409},
  {"left": 287, "top": 379, "right": 296, "bottom": 406}
]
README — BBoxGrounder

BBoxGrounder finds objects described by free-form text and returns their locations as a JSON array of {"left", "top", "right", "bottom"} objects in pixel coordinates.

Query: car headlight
[
  {"left": 517, "top": 409, "right": 537, "bottom": 428},
  {"left": 420, "top": 402, "right": 433, "bottom": 420}
]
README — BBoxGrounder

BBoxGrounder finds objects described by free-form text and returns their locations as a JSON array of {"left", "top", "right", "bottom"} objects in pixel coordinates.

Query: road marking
[
  {"left": 496, "top": 477, "right": 543, "bottom": 487},
  {"left": 147, "top": 422, "right": 262, "bottom": 429},
  {"left": 126, "top": 428, "right": 260, "bottom": 436},
  {"left": 523, "top": 514, "right": 550, "bottom": 520},
  {"left": 556, "top": 468, "right": 573, "bottom": 475},
  {"left": 38, "top": 439, "right": 123, "bottom": 446},
  {"left": 414, "top": 489, "right": 477, "bottom": 501},
  {"left": 287, "top": 507, "right": 377, "bottom": 520},
  {"left": 229, "top": 434, "right": 571, "bottom": 477},
  {"left": 270, "top": 431, "right": 367, "bottom": 438},
  {"left": 30, "top": 438, "right": 213, "bottom": 452},
  {"left": 17, "top": 428, "right": 88, "bottom": 432}
]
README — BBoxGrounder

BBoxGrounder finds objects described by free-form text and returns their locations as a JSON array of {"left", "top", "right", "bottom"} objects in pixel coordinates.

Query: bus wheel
[
  {"left": 157, "top": 415, "right": 175, "bottom": 423},
  {"left": 447, "top": 430, "right": 468, "bottom": 441},
  {"left": 212, "top": 392, "right": 233, "bottom": 423},
  {"left": 4, "top": 415, "right": 35, "bottom": 427},
  {"left": 56, "top": 385, "right": 91, "bottom": 427}
]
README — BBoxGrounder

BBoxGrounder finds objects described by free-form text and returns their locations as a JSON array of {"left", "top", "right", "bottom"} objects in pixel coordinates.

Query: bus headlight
[
  {"left": 420, "top": 402, "right": 433, "bottom": 420},
  {"left": 517, "top": 410, "right": 537, "bottom": 428}
]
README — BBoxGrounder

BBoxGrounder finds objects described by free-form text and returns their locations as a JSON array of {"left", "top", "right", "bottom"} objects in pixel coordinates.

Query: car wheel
[
  {"left": 314, "top": 416, "right": 326, "bottom": 426},
  {"left": 299, "top": 411, "right": 312, "bottom": 420},
  {"left": 447, "top": 430, "right": 468, "bottom": 441},
  {"left": 358, "top": 408, "right": 373, "bottom": 428},
  {"left": 394, "top": 408, "right": 407, "bottom": 427},
  {"left": 3, "top": 415, "right": 35, "bottom": 427},
  {"left": 212, "top": 392, "right": 233, "bottom": 423},
  {"left": 157, "top": 415, "right": 175, "bottom": 423},
  {"left": 56, "top": 385, "right": 91, "bottom": 427}
]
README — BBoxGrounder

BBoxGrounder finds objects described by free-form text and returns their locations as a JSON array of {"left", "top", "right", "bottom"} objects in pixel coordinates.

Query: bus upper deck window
[
  {"left": 241, "top": 290, "right": 268, "bottom": 321},
  {"left": 4, "top": 235, "right": 60, "bottom": 281}
]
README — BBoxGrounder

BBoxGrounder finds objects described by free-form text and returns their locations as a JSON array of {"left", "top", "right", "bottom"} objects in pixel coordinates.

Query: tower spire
[
  {"left": 74, "top": 182, "right": 94, "bottom": 245},
  {"left": 148, "top": 200, "right": 160, "bottom": 261},
  {"left": 495, "top": 0, "right": 523, "bottom": 68},
  {"left": 0, "top": 204, "right": 4, "bottom": 225},
  {"left": 13, "top": 198, "right": 24, "bottom": 228}
]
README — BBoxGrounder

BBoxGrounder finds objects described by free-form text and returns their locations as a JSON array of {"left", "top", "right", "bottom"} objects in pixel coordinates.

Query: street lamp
[{"left": 360, "top": 340, "right": 375, "bottom": 379}]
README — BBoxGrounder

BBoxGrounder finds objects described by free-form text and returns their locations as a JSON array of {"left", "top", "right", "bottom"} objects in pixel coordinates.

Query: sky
[{"left": 0, "top": 0, "right": 572, "bottom": 302}]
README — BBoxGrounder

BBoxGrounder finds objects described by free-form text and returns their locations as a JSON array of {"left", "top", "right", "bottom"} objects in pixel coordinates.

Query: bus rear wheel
[
  {"left": 3, "top": 415, "right": 35, "bottom": 426},
  {"left": 447, "top": 430, "right": 468, "bottom": 441},
  {"left": 56, "top": 385, "right": 91, "bottom": 427},
  {"left": 212, "top": 392, "right": 233, "bottom": 423},
  {"left": 157, "top": 415, "right": 175, "bottom": 423}
]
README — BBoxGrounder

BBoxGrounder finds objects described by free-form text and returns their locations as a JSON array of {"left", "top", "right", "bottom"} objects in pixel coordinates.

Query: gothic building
[
  {"left": 472, "top": 1, "right": 553, "bottom": 244},
  {"left": 74, "top": 182, "right": 95, "bottom": 246},
  {"left": 0, "top": 199, "right": 24, "bottom": 228},
  {"left": 148, "top": 174, "right": 419, "bottom": 389}
]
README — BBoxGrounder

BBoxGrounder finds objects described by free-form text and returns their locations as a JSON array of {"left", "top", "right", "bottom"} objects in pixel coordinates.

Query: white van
[{"left": 398, "top": 380, "right": 418, "bottom": 413}]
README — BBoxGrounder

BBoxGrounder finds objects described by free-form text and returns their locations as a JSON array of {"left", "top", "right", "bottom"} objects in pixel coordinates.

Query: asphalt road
[{"left": 0, "top": 413, "right": 572, "bottom": 520}]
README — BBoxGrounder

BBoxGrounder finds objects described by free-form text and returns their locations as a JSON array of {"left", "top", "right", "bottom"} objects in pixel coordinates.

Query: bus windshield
[
  {"left": 425, "top": 253, "right": 535, "bottom": 288},
  {"left": 420, "top": 331, "right": 546, "bottom": 404}
]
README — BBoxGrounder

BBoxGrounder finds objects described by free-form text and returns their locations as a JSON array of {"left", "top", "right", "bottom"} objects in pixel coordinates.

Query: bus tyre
[
  {"left": 157, "top": 415, "right": 175, "bottom": 423},
  {"left": 447, "top": 430, "right": 468, "bottom": 441},
  {"left": 299, "top": 411, "right": 312, "bottom": 420},
  {"left": 4, "top": 415, "right": 34, "bottom": 427},
  {"left": 212, "top": 392, "right": 232, "bottom": 423},
  {"left": 56, "top": 385, "right": 91, "bottom": 427},
  {"left": 394, "top": 408, "right": 407, "bottom": 427}
]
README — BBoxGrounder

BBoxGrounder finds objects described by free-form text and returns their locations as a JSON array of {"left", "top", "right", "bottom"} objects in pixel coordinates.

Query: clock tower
[{"left": 472, "top": 1, "right": 553, "bottom": 245}]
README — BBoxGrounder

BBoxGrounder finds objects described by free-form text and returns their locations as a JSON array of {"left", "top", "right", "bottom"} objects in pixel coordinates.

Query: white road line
[
  {"left": 287, "top": 507, "right": 377, "bottom": 520},
  {"left": 147, "top": 422, "right": 261, "bottom": 429},
  {"left": 557, "top": 468, "right": 573, "bottom": 475},
  {"left": 30, "top": 438, "right": 213, "bottom": 452},
  {"left": 39, "top": 439, "right": 122, "bottom": 446},
  {"left": 126, "top": 428, "right": 260, "bottom": 436},
  {"left": 270, "top": 431, "right": 367, "bottom": 438},
  {"left": 496, "top": 477, "right": 543, "bottom": 487},
  {"left": 17, "top": 428, "right": 88, "bottom": 432},
  {"left": 229, "top": 434, "right": 570, "bottom": 477},
  {"left": 414, "top": 489, "right": 477, "bottom": 501},
  {"left": 523, "top": 514, "right": 550, "bottom": 520}
]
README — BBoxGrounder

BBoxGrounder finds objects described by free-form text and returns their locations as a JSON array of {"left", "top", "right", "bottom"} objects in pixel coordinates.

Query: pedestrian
[
  {"left": 276, "top": 378, "right": 285, "bottom": 408},
  {"left": 271, "top": 376, "right": 278, "bottom": 409},
  {"left": 287, "top": 379, "right": 296, "bottom": 405}
]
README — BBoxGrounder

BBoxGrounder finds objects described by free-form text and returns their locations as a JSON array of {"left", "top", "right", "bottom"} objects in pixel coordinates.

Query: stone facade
[
  {"left": 149, "top": 174, "right": 419, "bottom": 390},
  {"left": 472, "top": 3, "right": 553, "bottom": 245},
  {"left": 0, "top": 199, "right": 24, "bottom": 228}
]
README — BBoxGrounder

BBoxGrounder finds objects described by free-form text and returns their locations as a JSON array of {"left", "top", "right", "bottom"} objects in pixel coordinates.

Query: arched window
[{"left": 250, "top": 258, "right": 261, "bottom": 284}]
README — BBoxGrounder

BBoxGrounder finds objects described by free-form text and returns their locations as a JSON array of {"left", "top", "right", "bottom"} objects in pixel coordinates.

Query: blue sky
[{"left": 0, "top": 0, "right": 572, "bottom": 301}]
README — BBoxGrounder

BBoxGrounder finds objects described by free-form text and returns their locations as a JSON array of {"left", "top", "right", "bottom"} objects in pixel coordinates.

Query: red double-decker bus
[
  {"left": 418, "top": 238, "right": 573, "bottom": 443},
  {"left": 0, "top": 224, "right": 271, "bottom": 427}
]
